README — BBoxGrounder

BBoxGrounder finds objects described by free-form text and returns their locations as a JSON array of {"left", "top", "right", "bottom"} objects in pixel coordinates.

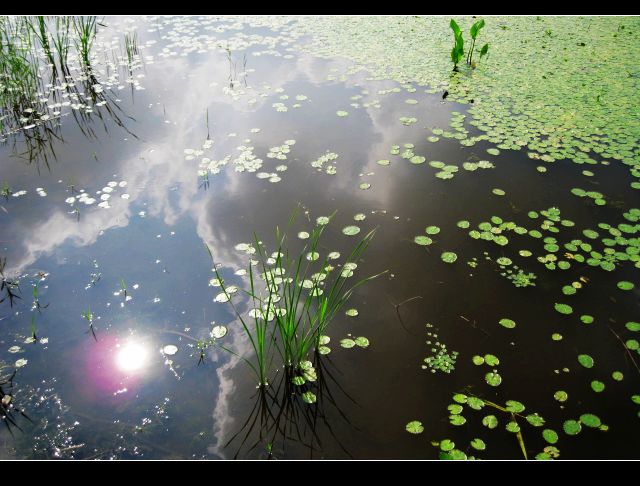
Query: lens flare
[{"left": 115, "top": 342, "right": 149, "bottom": 372}]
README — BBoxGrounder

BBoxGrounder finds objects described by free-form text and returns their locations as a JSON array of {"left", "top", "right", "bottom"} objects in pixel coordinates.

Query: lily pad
[
  {"left": 482, "top": 415, "right": 498, "bottom": 429},
  {"left": 342, "top": 225, "right": 361, "bottom": 236},
  {"left": 414, "top": 235, "right": 433, "bottom": 246},
  {"left": 578, "top": 354, "right": 594, "bottom": 368},
  {"left": 441, "top": 252, "right": 458, "bottom": 263},
  {"left": 499, "top": 318, "right": 516, "bottom": 329},
  {"left": 543, "top": 429, "right": 559, "bottom": 444},
  {"left": 340, "top": 338, "right": 356, "bottom": 349},
  {"left": 563, "top": 420, "right": 582, "bottom": 436},
  {"left": 485, "top": 371, "right": 502, "bottom": 387},
  {"left": 470, "top": 438, "right": 486, "bottom": 451},
  {"left": 405, "top": 420, "right": 424, "bottom": 434},
  {"left": 580, "top": 414, "right": 601, "bottom": 428},
  {"left": 554, "top": 303, "right": 573, "bottom": 315}
]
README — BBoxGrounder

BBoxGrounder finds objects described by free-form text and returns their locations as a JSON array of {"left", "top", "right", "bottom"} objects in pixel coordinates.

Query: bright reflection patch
[{"left": 115, "top": 342, "right": 149, "bottom": 372}]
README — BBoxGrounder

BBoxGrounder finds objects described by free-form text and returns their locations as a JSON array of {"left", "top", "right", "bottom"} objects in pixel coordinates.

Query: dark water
[{"left": 1, "top": 17, "right": 639, "bottom": 460}]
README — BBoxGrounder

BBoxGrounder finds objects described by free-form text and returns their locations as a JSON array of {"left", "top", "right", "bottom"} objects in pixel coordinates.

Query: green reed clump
[
  {"left": 449, "top": 18, "right": 489, "bottom": 70},
  {"left": 205, "top": 212, "right": 383, "bottom": 387},
  {"left": 72, "top": 16, "right": 97, "bottom": 70}
]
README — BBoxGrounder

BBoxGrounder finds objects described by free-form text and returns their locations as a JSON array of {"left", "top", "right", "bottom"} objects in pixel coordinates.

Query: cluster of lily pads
[{"left": 422, "top": 324, "right": 457, "bottom": 374}]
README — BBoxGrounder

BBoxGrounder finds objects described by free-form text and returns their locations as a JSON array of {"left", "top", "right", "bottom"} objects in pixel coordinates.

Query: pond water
[{"left": 1, "top": 16, "right": 639, "bottom": 460}]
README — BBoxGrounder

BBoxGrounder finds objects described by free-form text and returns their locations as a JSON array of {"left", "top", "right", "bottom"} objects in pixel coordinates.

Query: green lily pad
[
  {"left": 485, "top": 371, "right": 502, "bottom": 387},
  {"left": 449, "top": 415, "right": 467, "bottom": 426},
  {"left": 440, "top": 439, "right": 455, "bottom": 451},
  {"left": 484, "top": 354, "right": 500, "bottom": 366},
  {"left": 554, "top": 390, "right": 568, "bottom": 402},
  {"left": 580, "top": 414, "right": 601, "bottom": 428},
  {"left": 563, "top": 420, "right": 582, "bottom": 436},
  {"left": 554, "top": 303, "right": 573, "bottom": 315},
  {"left": 543, "top": 429, "right": 559, "bottom": 444},
  {"left": 405, "top": 420, "right": 424, "bottom": 434},
  {"left": 340, "top": 338, "right": 356, "bottom": 348},
  {"left": 482, "top": 415, "right": 498, "bottom": 429},
  {"left": 506, "top": 421, "right": 520, "bottom": 433},
  {"left": 453, "top": 394, "right": 468, "bottom": 404},
  {"left": 470, "top": 438, "right": 486, "bottom": 451},
  {"left": 578, "top": 354, "right": 594, "bottom": 368},
  {"left": 342, "top": 225, "right": 361, "bottom": 236},
  {"left": 414, "top": 235, "right": 433, "bottom": 246},
  {"left": 354, "top": 336, "right": 370, "bottom": 348},
  {"left": 505, "top": 400, "right": 525, "bottom": 413},
  {"left": 626, "top": 322, "right": 640, "bottom": 332},
  {"left": 302, "top": 391, "right": 317, "bottom": 404},
  {"left": 591, "top": 380, "right": 605, "bottom": 392},
  {"left": 441, "top": 252, "right": 458, "bottom": 263},
  {"left": 617, "top": 281, "right": 635, "bottom": 291},
  {"left": 499, "top": 318, "right": 516, "bottom": 329},
  {"left": 526, "top": 414, "right": 545, "bottom": 427},
  {"left": 448, "top": 404, "right": 463, "bottom": 415},
  {"left": 426, "top": 226, "right": 441, "bottom": 235},
  {"left": 467, "top": 396, "right": 485, "bottom": 410}
]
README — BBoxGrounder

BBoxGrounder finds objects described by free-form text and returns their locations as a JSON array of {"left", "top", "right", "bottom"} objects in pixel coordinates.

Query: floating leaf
[
  {"left": 467, "top": 396, "right": 485, "bottom": 410},
  {"left": 563, "top": 420, "right": 582, "bottom": 436},
  {"left": 578, "top": 354, "right": 594, "bottom": 369},
  {"left": 345, "top": 308, "right": 359, "bottom": 317},
  {"left": 526, "top": 414, "right": 545, "bottom": 427},
  {"left": 482, "top": 415, "right": 498, "bottom": 429},
  {"left": 426, "top": 226, "right": 441, "bottom": 235},
  {"left": 342, "top": 226, "right": 361, "bottom": 236},
  {"left": 505, "top": 400, "right": 525, "bottom": 413},
  {"left": 440, "top": 439, "right": 455, "bottom": 451},
  {"left": 302, "top": 391, "right": 317, "bottom": 404},
  {"left": 163, "top": 345, "right": 178, "bottom": 356},
  {"left": 470, "top": 438, "right": 486, "bottom": 451},
  {"left": 484, "top": 354, "right": 500, "bottom": 366},
  {"left": 617, "top": 281, "right": 635, "bottom": 291},
  {"left": 579, "top": 414, "right": 601, "bottom": 428},
  {"left": 554, "top": 303, "right": 573, "bottom": 315},
  {"left": 292, "top": 376, "right": 306, "bottom": 386},
  {"left": 414, "top": 235, "right": 433, "bottom": 246},
  {"left": 441, "top": 252, "right": 458, "bottom": 263},
  {"left": 554, "top": 390, "right": 568, "bottom": 402},
  {"left": 406, "top": 421, "right": 424, "bottom": 434},
  {"left": 543, "top": 429, "right": 559, "bottom": 444},
  {"left": 626, "top": 322, "right": 640, "bottom": 332},
  {"left": 448, "top": 404, "right": 463, "bottom": 415},
  {"left": 449, "top": 415, "right": 467, "bottom": 426},
  {"left": 453, "top": 393, "right": 468, "bottom": 404},
  {"left": 591, "top": 380, "right": 605, "bottom": 393},
  {"left": 472, "top": 355, "right": 485, "bottom": 366},
  {"left": 499, "top": 318, "right": 516, "bottom": 329},
  {"left": 485, "top": 371, "right": 502, "bottom": 387},
  {"left": 340, "top": 338, "right": 356, "bottom": 348},
  {"left": 211, "top": 325, "right": 227, "bottom": 339},
  {"left": 506, "top": 421, "right": 520, "bottom": 433},
  {"left": 354, "top": 336, "right": 370, "bottom": 348}
]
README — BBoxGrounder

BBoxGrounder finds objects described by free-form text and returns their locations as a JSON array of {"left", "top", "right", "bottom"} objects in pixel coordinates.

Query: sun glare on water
[{"left": 115, "top": 342, "right": 149, "bottom": 373}]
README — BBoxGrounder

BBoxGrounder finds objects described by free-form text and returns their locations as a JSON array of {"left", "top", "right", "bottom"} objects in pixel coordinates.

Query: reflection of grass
[
  {"left": 224, "top": 351, "right": 356, "bottom": 459},
  {"left": 0, "top": 256, "right": 22, "bottom": 307},
  {"left": 205, "top": 211, "right": 382, "bottom": 388},
  {"left": 81, "top": 305, "right": 97, "bottom": 341}
]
